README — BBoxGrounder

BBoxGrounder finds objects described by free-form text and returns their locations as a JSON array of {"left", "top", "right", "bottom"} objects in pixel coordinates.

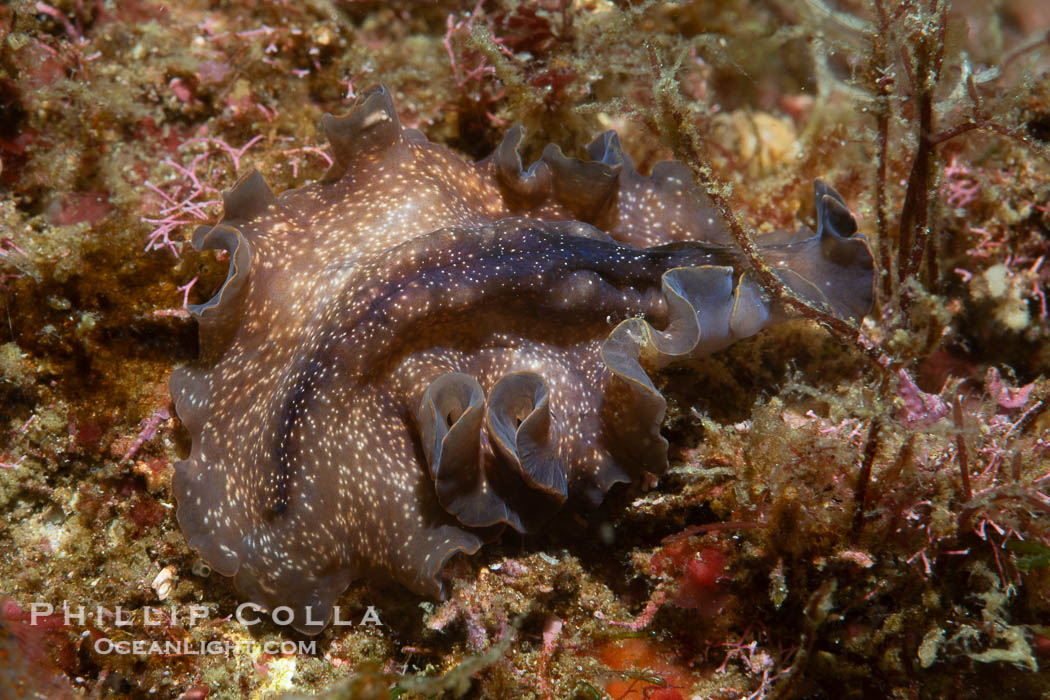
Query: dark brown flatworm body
[{"left": 170, "top": 86, "right": 874, "bottom": 633}]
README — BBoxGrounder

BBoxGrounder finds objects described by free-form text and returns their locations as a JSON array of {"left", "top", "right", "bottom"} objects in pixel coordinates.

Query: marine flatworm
[{"left": 170, "top": 86, "right": 874, "bottom": 633}]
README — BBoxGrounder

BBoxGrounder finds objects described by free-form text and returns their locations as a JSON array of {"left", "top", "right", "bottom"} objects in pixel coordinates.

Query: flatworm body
[{"left": 170, "top": 86, "right": 874, "bottom": 633}]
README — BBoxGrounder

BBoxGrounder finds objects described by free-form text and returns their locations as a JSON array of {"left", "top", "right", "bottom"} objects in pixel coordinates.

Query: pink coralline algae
[{"left": 169, "top": 86, "right": 875, "bottom": 633}]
